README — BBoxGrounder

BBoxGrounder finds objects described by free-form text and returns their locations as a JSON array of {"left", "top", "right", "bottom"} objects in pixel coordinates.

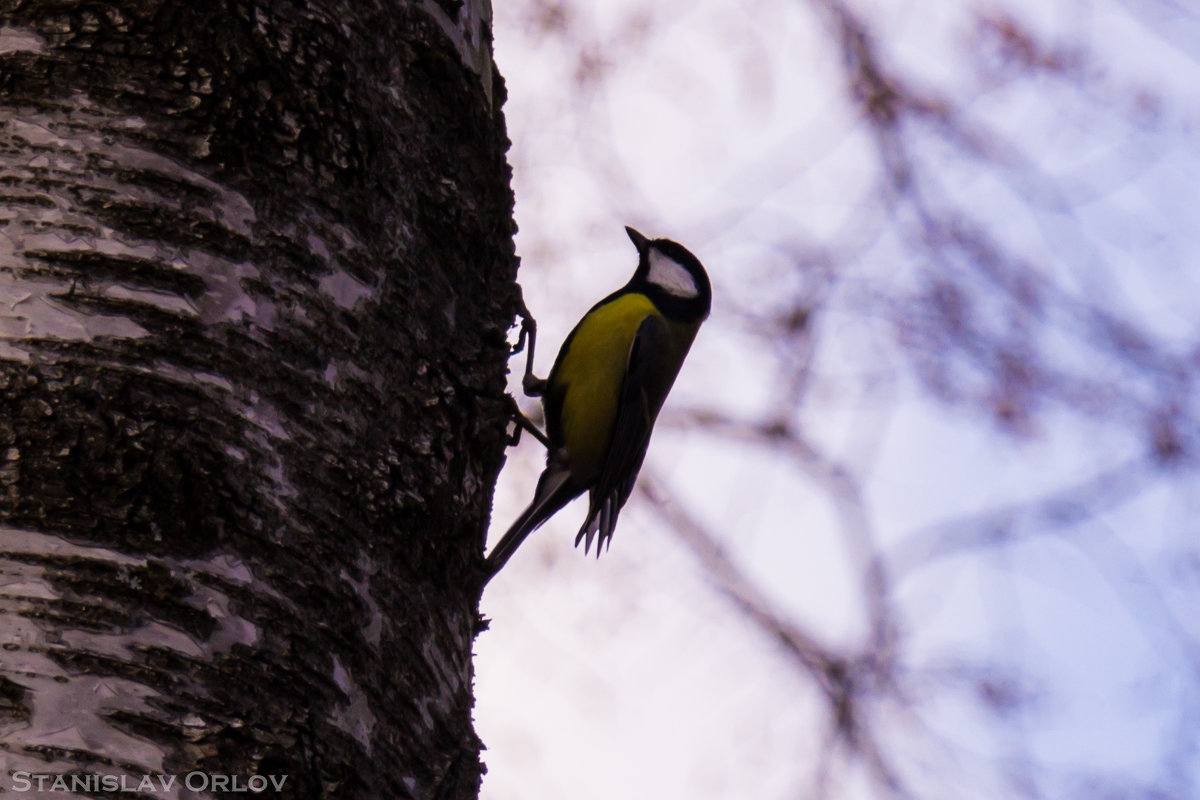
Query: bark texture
[{"left": 0, "top": 1, "right": 513, "bottom": 797}]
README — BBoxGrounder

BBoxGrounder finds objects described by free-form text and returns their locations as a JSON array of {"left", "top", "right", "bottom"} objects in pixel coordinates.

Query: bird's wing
[{"left": 576, "top": 313, "right": 671, "bottom": 555}]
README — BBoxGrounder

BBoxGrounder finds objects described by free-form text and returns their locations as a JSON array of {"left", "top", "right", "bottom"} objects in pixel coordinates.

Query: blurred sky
[{"left": 475, "top": 2, "right": 1200, "bottom": 798}]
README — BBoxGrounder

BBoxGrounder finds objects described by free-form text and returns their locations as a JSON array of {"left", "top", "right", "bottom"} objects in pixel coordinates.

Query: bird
[{"left": 484, "top": 226, "right": 711, "bottom": 581}]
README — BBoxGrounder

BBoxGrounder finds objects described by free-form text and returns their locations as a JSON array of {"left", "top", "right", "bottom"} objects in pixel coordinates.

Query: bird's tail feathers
[
  {"left": 484, "top": 465, "right": 576, "bottom": 580},
  {"left": 574, "top": 493, "right": 621, "bottom": 558}
]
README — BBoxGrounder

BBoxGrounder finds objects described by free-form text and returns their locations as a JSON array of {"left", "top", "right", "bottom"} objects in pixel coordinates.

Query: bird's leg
[
  {"left": 504, "top": 292, "right": 551, "bottom": 450},
  {"left": 512, "top": 292, "right": 548, "bottom": 398},
  {"left": 505, "top": 394, "right": 551, "bottom": 450}
]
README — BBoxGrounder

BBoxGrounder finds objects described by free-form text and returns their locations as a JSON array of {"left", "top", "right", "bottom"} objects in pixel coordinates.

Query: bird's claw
[
  {"left": 506, "top": 395, "right": 551, "bottom": 449},
  {"left": 512, "top": 293, "right": 547, "bottom": 399}
]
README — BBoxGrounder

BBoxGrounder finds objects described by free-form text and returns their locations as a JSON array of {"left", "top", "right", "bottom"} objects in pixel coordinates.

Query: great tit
[{"left": 485, "top": 226, "right": 711, "bottom": 580}]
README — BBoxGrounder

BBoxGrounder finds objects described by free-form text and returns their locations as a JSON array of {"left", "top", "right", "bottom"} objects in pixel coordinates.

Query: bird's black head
[{"left": 625, "top": 226, "right": 712, "bottom": 323}]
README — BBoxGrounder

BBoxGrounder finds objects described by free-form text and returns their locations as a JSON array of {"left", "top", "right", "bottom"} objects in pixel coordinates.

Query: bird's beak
[{"left": 625, "top": 226, "right": 650, "bottom": 254}]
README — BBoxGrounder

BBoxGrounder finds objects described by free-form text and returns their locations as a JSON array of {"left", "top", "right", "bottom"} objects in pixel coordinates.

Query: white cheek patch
[{"left": 647, "top": 248, "right": 699, "bottom": 298}]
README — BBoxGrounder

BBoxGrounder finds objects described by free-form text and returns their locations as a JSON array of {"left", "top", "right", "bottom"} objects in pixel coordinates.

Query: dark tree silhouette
[{"left": 0, "top": 3, "right": 513, "bottom": 798}]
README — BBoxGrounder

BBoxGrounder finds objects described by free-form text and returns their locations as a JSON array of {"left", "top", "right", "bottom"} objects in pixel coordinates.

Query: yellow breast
[{"left": 551, "top": 293, "right": 660, "bottom": 481}]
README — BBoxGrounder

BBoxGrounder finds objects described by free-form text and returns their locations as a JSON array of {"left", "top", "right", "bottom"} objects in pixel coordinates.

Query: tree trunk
[{"left": 0, "top": 2, "right": 513, "bottom": 797}]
